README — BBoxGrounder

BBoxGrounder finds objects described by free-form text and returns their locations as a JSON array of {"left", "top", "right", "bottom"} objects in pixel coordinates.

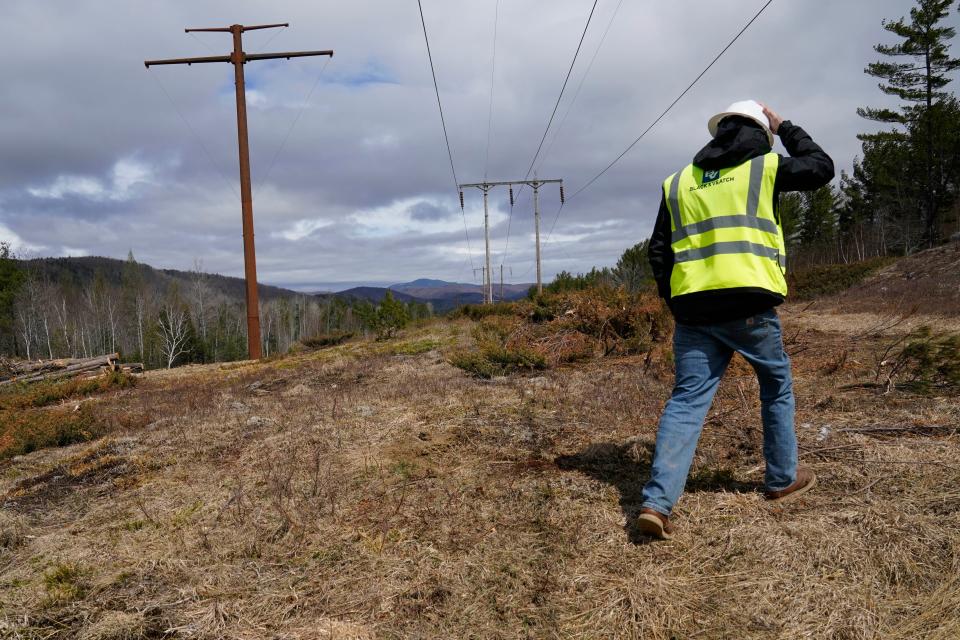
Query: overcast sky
[{"left": 1, "top": 0, "right": 954, "bottom": 290}]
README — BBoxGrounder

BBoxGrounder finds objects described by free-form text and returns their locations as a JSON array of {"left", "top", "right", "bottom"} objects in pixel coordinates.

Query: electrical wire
[
  {"left": 147, "top": 70, "right": 242, "bottom": 201},
  {"left": 537, "top": 0, "right": 625, "bottom": 175},
  {"left": 542, "top": 0, "right": 776, "bottom": 250},
  {"left": 501, "top": 0, "right": 600, "bottom": 266},
  {"left": 519, "top": 0, "right": 600, "bottom": 184},
  {"left": 254, "top": 58, "right": 332, "bottom": 195},
  {"left": 484, "top": 0, "right": 501, "bottom": 180},
  {"left": 507, "top": 0, "right": 624, "bottom": 266},
  {"left": 417, "top": 0, "right": 476, "bottom": 274},
  {"left": 568, "top": 0, "right": 776, "bottom": 202}
]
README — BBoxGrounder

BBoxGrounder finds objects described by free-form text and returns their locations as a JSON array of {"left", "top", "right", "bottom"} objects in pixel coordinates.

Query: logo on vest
[{"left": 703, "top": 169, "right": 721, "bottom": 184}]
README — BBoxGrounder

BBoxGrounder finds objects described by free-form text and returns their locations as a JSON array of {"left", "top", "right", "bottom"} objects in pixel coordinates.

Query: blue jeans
[{"left": 641, "top": 308, "right": 797, "bottom": 516}]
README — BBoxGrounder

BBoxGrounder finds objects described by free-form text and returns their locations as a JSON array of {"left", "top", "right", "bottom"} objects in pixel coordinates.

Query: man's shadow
[{"left": 555, "top": 439, "right": 756, "bottom": 544}]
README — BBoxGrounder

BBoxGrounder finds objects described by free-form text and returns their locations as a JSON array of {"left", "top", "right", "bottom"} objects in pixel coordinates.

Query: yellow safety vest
[{"left": 663, "top": 152, "right": 787, "bottom": 298}]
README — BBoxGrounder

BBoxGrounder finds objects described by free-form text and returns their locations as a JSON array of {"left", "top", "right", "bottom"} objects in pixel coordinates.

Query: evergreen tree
[
  {"left": 778, "top": 193, "right": 804, "bottom": 251},
  {"left": 613, "top": 241, "right": 654, "bottom": 293},
  {"left": 858, "top": 0, "right": 960, "bottom": 245},
  {"left": 0, "top": 243, "right": 25, "bottom": 354},
  {"left": 799, "top": 185, "right": 838, "bottom": 248}
]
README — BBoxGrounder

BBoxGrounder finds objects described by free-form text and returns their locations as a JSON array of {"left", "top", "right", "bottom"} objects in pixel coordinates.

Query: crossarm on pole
[
  {"left": 145, "top": 55, "right": 232, "bottom": 68},
  {"left": 246, "top": 50, "right": 334, "bottom": 62}
]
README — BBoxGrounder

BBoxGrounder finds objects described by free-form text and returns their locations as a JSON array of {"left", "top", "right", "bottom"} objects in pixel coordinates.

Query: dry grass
[{"left": 0, "top": 314, "right": 958, "bottom": 638}]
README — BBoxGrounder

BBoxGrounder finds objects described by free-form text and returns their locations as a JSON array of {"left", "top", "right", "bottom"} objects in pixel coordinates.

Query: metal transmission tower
[
  {"left": 145, "top": 23, "right": 333, "bottom": 360},
  {"left": 459, "top": 179, "right": 563, "bottom": 301}
]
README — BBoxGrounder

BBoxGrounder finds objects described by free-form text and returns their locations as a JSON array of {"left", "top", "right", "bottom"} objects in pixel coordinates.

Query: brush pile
[{"left": 451, "top": 288, "right": 672, "bottom": 377}]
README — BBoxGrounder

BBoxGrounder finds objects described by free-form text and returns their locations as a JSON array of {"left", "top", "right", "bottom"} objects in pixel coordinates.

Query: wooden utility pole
[
  {"left": 461, "top": 179, "right": 562, "bottom": 300},
  {"left": 459, "top": 181, "right": 501, "bottom": 303},
  {"left": 145, "top": 23, "right": 333, "bottom": 360},
  {"left": 524, "top": 179, "right": 563, "bottom": 295}
]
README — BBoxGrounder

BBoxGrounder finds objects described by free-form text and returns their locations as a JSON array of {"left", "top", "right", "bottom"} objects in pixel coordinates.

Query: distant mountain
[
  {"left": 19, "top": 256, "right": 300, "bottom": 301},
  {"left": 390, "top": 279, "right": 534, "bottom": 306},
  {"left": 328, "top": 279, "right": 534, "bottom": 313},
  {"left": 391, "top": 278, "right": 451, "bottom": 290}
]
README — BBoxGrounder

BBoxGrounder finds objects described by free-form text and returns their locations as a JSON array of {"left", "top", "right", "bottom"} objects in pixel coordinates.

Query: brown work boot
[
  {"left": 636, "top": 508, "right": 675, "bottom": 540},
  {"left": 764, "top": 466, "right": 817, "bottom": 503}
]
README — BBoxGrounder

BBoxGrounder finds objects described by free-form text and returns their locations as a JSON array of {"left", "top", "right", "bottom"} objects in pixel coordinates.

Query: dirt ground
[{"left": 1, "top": 306, "right": 958, "bottom": 639}]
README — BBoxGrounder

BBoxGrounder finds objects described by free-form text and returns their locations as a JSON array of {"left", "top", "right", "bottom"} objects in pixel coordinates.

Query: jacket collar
[{"left": 693, "top": 117, "right": 772, "bottom": 171}]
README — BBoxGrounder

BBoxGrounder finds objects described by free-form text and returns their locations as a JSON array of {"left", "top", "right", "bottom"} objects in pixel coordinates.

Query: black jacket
[{"left": 648, "top": 117, "right": 835, "bottom": 325}]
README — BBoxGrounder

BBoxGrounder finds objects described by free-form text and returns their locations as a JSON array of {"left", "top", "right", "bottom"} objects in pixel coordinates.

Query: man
[{"left": 637, "top": 100, "right": 834, "bottom": 540}]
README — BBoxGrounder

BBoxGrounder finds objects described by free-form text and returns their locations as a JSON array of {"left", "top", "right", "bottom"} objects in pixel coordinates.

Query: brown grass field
[{"left": 1, "top": 294, "right": 959, "bottom": 638}]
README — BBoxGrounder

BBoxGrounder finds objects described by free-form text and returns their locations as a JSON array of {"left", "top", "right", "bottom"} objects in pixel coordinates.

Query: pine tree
[
  {"left": 858, "top": 0, "right": 960, "bottom": 245},
  {"left": 799, "top": 185, "right": 838, "bottom": 249},
  {"left": 0, "top": 243, "right": 25, "bottom": 354},
  {"left": 613, "top": 241, "right": 654, "bottom": 294}
]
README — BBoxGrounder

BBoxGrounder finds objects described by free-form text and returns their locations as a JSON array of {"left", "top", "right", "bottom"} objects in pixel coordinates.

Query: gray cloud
[{"left": 0, "top": 0, "right": 947, "bottom": 290}]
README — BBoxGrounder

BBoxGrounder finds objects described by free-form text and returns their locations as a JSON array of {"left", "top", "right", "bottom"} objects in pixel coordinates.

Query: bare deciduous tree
[{"left": 158, "top": 303, "right": 190, "bottom": 369}]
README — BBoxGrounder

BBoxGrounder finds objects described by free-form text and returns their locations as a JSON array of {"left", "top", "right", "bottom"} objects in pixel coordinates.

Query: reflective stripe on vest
[{"left": 663, "top": 152, "right": 787, "bottom": 298}]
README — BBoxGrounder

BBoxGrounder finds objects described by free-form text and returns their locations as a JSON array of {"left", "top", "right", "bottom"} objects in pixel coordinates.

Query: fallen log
[
  {"left": 0, "top": 353, "right": 119, "bottom": 387},
  {"left": 1, "top": 354, "right": 121, "bottom": 378}
]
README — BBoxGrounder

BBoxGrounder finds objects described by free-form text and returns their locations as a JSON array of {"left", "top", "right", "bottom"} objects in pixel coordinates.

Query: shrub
[
  {"left": 788, "top": 257, "right": 893, "bottom": 299},
  {"left": 451, "top": 303, "right": 518, "bottom": 321},
  {"left": 449, "top": 287, "right": 671, "bottom": 377},
  {"left": 301, "top": 331, "right": 354, "bottom": 350},
  {"left": 0, "top": 407, "right": 98, "bottom": 459},
  {"left": 887, "top": 326, "right": 960, "bottom": 392},
  {"left": 357, "top": 292, "right": 410, "bottom": 339},
  {"left": 43, "top": 562, "right": 89, "bottom": 605},
  {"left": 0, "top": 372, "right": 133, "bottom": 459},
  {"left": 391, "top": 338, "right": 442, "bottom": 356},
  {"left": 0, "top": 371, "right": 135, "bottom": 411}
]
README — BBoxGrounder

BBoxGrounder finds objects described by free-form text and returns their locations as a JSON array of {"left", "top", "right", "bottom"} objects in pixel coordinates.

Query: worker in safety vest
[{"left": 638, "top": 100, "right": 834, "bottom": 540}]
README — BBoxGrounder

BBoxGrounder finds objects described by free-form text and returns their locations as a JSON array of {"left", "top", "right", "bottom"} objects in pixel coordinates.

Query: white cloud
[
  {"left": 27, "top": 157, "right": 152, "bottom": 201},
  {"left": 0, "top": 223, "right": 45, "bottom": 254},
  {"left": 349, "top": 197, "right": 504, "bottom": 238},
  {"left": 28, "top": 175, "right": 105, "bottom": 200},
  {"left": 271, "top": 218, "right": 334, "bottom": 241}
]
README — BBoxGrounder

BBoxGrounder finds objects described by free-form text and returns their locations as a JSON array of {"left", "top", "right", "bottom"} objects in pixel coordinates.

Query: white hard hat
[{"left": 708, "top": 100, "right": 774, "bottom": 147}]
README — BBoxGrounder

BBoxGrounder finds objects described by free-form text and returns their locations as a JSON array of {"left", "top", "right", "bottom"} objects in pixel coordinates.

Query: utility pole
[
  {"left": 460, "top": 179, "right": 563, "bottom": 300},
  {"left": 498, "top": 264, "right": 513, "bottom": 302},
  {"left": 525, "top": 179, "right": 563, "bottom": 295},
  {"left": 145, "top": 24, "right": 333, "bottom": 360},
  {"left": 459, "top": 182, "right": 503, "bottom": 304}
]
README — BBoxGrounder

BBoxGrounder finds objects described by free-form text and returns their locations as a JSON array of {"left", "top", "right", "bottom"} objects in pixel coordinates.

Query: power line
[
  {"left": 568, "top": 0, "right": 776, "bottom": 202},
  {"left": 537, "top": 0, "right": 625, "bottom": 175},
  {"left": 147, "top": 70, "right": 241, "bottom": 201},
  {"left": 502, "top": 0, "right": 599, "bottom": 264},
  {"left": 520, "top": 0, "right": 600, "bottom": 184},
  {"left": 543, "top": 0, "right": 776, "bottom": 250},
  {"left": 484, "top": 0, "right": 501, "bottom": 180},
  {"left": 254, "top": 58, "right": 332, "bottom": 195},
  {"left": 508, "top": 0, "right": 624, "bottom": 259},
  {"left": 417, "top": 0, "right": 476, "bottom": 273}
]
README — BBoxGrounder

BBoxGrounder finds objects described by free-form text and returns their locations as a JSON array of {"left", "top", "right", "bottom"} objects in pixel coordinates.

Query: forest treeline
[{"left": 0, "top": 251, "right": 431, "bottom": 368}]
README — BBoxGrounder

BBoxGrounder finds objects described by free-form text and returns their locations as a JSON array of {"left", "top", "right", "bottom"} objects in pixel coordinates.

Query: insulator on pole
[
  {"left": 459, "top": 191, "right": 465, "bottom": 210},
  {"left": 509, "top": 186, "right": 514, "bottom": 207},
  {"left": 559, "top": 184, "right": 566, "bottom": 204}
]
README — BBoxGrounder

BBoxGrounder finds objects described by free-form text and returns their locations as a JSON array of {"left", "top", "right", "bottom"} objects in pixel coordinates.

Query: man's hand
[{"left": 758, "top": 102, "right": 783, "bottom": 135}]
